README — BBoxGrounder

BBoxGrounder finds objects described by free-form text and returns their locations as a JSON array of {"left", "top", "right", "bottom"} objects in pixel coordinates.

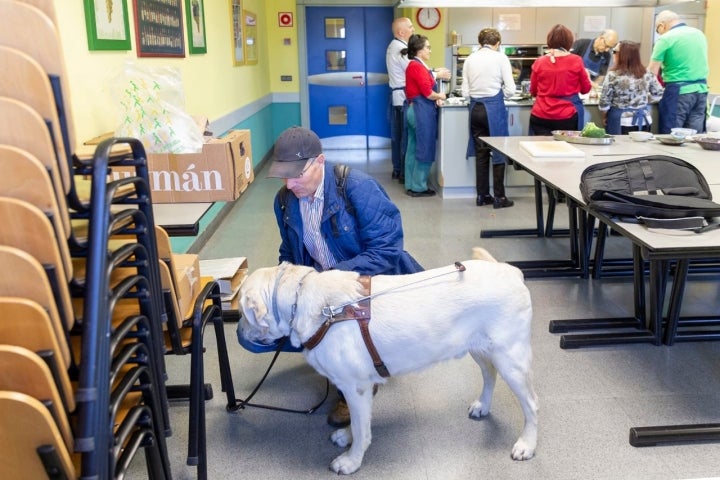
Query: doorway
[{"left": 305, "top": 6, "right": 393, "bottom": 149}]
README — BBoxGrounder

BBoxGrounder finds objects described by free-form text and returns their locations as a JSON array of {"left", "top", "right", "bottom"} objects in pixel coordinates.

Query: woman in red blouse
[
  {"left": 403, "top": 34, "right": 446, "bottom": 197},
  {"left": 529, "top": 24, "right": 592, "bottom": 135}
]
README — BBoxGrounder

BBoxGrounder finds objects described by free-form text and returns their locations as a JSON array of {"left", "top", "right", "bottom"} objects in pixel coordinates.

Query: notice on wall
[
  {"left": 498, "top": 14, "right": 521, "bottom": 31},
  {"left": 583, "top": 15, "right": 607, "bottom": 33}
]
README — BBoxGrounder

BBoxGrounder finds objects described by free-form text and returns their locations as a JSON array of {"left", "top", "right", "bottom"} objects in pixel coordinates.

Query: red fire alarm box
[{"left": 278, "top": 12, "right": 293, "bottom": 27}]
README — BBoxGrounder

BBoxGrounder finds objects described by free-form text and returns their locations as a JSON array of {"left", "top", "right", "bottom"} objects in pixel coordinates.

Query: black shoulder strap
[
  {"left": 279, "top": 185, "right": 291, "bottom": 212},
  {"left": 333, "top": 164, "right": 355, "bottom": 217}
]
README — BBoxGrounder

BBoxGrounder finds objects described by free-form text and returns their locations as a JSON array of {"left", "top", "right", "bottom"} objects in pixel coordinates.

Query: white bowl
[
  {"left": 629, "top": 131, "right": 653, "bottom": 142},
  {"left": 671, "top": 128, "right": 697, "bottom": 139}
]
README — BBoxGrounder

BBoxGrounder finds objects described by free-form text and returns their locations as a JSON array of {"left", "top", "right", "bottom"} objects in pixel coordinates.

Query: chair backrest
[
  {"left": 0, "top": 390, "right": 76, "bottom": 479},
  {"left": 0, "top": 296, "right": 75, "bottom": 412},
  {"left": 0, "top": 344, "right": 74, "bottom": 451},
  {"left": 13, "top": 0, "right": 57, "bottom": 24},
  {"left": 0, "top": 46, "right": 71, "bottom": 195},
  {"left": 707, "top": 95, "right": 720, "bottom": 133},
  {"left": 0, "top": 97, "right": 71, "bottom": 224},
  {"left": 0, "top": 1, "right": 76, "bottom": 162},
  {"left": 0, "top": 145, "right": 70, "bottom": 251},
  {"left": 0, "top": 240, "right": 75, "bottom": 345}
]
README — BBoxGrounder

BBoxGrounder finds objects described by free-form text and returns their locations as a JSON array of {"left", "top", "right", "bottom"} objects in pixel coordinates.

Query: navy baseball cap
[{"left": 267, "top": 127, "right": 323, "bottom": 178}]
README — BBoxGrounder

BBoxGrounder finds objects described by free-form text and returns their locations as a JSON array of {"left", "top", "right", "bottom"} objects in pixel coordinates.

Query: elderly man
[
  {"left": 266, "top": 126, "right": 423, "bottom": 428},
  {"left": 648, "top": 10, "right": 709, "bottom": 134},
  {"left": 570, "top": 29, "right": 618, "bottom": 83},
  {"left": 386, "top": 17, "right": 414, "bottom": 182}
]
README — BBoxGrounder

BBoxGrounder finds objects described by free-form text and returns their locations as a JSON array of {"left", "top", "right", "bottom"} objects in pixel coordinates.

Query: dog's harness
[
  {"left": 303, "top": 276, "right": 390, "bottom": 378},
  {"left": 279, "top": 262, "right": 467, "bottom": 379}
]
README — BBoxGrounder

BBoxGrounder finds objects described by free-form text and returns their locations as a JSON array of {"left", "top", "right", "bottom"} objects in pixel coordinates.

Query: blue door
[{"left": 306, "top": 7, "right": 393, "bottom": 149}]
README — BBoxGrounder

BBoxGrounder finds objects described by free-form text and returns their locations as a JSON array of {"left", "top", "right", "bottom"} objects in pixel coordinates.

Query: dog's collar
[{"left": 271, "top": 264, "right": 313, "bottom": 332}]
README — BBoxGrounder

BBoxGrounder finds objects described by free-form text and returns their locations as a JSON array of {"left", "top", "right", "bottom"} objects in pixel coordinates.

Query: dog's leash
[{"left": 321, "top": 261, "right": 466, "bottom": 318}]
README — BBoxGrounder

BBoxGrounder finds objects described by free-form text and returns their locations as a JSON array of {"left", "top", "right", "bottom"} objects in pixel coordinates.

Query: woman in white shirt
[{"left": 461, "top": 28, "right": 516, "bottom": 208}]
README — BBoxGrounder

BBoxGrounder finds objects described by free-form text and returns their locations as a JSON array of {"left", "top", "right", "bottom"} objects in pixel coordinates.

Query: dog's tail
[{"left": 471, "top": 247, "right": 497, "bottom": 263}]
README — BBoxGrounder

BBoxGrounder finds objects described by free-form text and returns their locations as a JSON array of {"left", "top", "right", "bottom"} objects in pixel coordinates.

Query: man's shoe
[
  {"left": 391, "top": 171, "right": 400, "bottom": 180},
  {"left": 476, "top": 195, "right": 494, "bottom": 206},
  {"left": 327, "top": 398, "right": 351, "bottom": 428},
  {"left": 493, "top": 196, "right": 515, "bottom": 209},
  {"left": 398, "top": 175, "right": 405, "bottom": 184}
]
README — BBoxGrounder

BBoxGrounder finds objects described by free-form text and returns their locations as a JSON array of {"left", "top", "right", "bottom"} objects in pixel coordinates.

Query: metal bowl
[
  {"left": 695, "top": 137, "right": 720, "bottom": 151},
  {"left": 655, "top": 134, "right": 685, "bottom": 146},
  {"left": 551, "top": 130, "right": 614, "bottom": 145}
]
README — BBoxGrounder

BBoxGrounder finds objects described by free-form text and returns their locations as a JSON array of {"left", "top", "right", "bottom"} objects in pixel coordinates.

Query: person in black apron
[
  {"left": 461, "top": 28, "right": 516, "bottom": 209},
  {"left": 386, "top": 17, "right": 414, "bottom": 182},
  {"left": 570, "top": 29, "right": 618, "bottom": 83},
  {"left": 648, "top": 10, "right": 709, "bottom": 134}
]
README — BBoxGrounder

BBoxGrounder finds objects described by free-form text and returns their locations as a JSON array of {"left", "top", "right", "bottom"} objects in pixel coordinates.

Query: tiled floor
[{"left": 136, "top": 149, "right": 720, "bottom": 480}]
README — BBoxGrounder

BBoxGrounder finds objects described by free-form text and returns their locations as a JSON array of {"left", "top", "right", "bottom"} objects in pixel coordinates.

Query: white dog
[{"left": 239, "top": 257, "right": 538, "bottom": 474}]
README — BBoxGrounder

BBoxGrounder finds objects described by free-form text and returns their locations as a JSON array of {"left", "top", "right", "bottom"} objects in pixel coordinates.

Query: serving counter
[{"left": 431, "top": 100, "right": 659, "bottom": 199}]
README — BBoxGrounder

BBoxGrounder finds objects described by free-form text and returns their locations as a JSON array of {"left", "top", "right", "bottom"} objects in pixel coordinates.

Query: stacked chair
[{"left": 0, "top": 1, "right": 235, "bottom": 478}]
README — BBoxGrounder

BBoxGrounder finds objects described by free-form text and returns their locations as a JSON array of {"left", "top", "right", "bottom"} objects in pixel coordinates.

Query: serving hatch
[{"left": 552, "top": 130, "right": 614, "bottom": 145}]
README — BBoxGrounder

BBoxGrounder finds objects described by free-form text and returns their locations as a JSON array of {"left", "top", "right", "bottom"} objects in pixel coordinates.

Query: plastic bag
[{"left": 110, "top": 62, "right": 203, "bottom": 154}]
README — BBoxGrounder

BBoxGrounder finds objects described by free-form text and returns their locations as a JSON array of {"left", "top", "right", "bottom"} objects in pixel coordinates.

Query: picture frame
[
  {"left": 83, "top": 0, "right": 132, "bottom": 51},
  {"left": 185, "top": 0, "right": 207, "bottom": 54},
  {"left": 133, "top": 0, "right": 185, "bottom": 58},
  {"left": 243, "top": 10, "right": 257, "bottom": 65},
  {"left": 230, "top": 0, "right": 244, "bottom": 65}
]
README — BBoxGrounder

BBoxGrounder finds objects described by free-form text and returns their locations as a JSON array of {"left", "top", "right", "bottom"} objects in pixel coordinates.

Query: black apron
[{"left": 465, "top": 90, "right": 509, "bottom": 164}]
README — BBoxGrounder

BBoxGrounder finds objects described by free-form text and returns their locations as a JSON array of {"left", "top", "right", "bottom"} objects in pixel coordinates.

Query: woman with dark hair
[
  {"left": 529, "top": 24, "right": 592, "bottom": 136},
  {"left": 598, "top": 41, "right": 664, "bottom": 135},
  {"left": 461, "top": 27, "right": 516, "bottom": 208},
  {"left": 402, "top": 34, "right": 446, "bottom": 197}
]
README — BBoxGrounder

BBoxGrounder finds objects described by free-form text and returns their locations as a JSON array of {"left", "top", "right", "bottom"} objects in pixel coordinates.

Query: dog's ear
[{"left": 240, "top": 290, "right": 269, "bottom": 328}]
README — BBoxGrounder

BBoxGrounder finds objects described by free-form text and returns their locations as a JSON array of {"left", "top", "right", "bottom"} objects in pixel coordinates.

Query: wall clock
[{"left": 416, "top": 8, "right": 441, "bottom": 30}]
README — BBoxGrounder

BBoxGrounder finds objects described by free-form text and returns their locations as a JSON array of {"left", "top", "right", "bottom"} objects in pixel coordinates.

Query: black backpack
[{"left": 579, "top": 155, "right": 720, "bottom": 230}]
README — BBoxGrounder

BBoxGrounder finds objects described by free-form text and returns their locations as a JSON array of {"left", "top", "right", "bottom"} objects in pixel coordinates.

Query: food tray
[{"left": 552, "top": 130, "right": 615, "bottom": 145}]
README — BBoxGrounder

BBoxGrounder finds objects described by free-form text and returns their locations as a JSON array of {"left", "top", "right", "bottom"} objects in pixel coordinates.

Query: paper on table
[
  {"left": 519, "top": 141, "right": 585, "bottom": 158},
  {"left": 199, "top": 257, "right": 247, "bottom": 279}
]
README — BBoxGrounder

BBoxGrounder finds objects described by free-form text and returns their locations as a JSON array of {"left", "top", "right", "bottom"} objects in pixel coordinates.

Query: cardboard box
[{"left": 109, "top": 129, "right": 254, "bottom": 203}]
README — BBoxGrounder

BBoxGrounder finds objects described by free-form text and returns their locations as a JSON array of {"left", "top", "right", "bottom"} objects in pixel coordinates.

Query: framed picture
[
  {"left": 185, "top": 0, "right": 207, "bottom": 54},
  {"left": 83, "top": 0, "right": 132, "bottom": 50},
  {"left": 133, "top": 0, "right": 185, "bottom": 57},
  {"left": 230, "top": 0, "right": 244, "bottom": 65},
  {"left": 243, "top": 10, "right": 257, "bottom": 65}
]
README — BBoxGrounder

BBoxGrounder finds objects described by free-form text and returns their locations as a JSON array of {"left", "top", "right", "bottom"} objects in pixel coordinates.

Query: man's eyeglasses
[{"left": 297, "top": 156, "right": 317, "bottom": 178}]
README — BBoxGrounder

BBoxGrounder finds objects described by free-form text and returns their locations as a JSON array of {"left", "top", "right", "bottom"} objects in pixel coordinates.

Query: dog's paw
[
  {"left": 329, "top": 452, "right": 362, "bottom": 475},
  {"left": 330, "top": 427, "right": 352, "bottom": 448},
  {"left": 467, "top": 400, "right": 490, "bottom": 419},
  {"left": 510, "top": 439, "right": 536, "bottom": 461}
]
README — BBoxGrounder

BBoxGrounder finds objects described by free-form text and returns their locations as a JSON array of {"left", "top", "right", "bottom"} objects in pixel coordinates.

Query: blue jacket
[{"left": 274, "top": 163, "right": 423, "bottom": 275}]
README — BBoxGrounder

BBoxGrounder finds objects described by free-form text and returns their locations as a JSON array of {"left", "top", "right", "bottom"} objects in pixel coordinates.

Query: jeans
[
  {"left": 390, "top": 105, "right": 404, "bottom": 175},
  {"left": 676, "top": 92, "right": 708, "bottom": 133}
]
